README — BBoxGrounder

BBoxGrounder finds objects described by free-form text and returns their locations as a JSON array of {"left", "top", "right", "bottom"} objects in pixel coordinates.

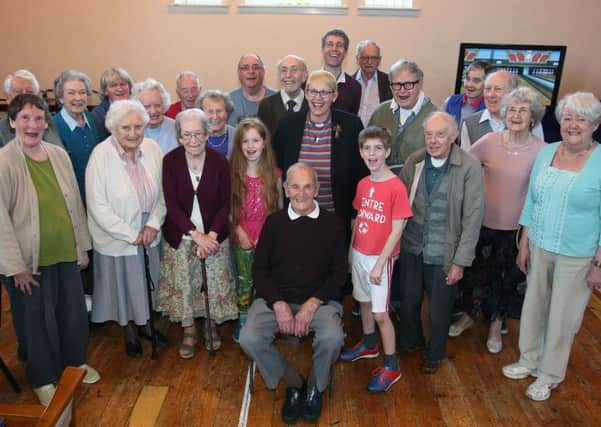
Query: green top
[{"left": 25, "top": 155, "right": 77, "bottom": 266}]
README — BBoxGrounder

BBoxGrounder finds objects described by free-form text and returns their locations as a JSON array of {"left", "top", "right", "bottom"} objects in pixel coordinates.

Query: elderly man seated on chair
[{"left": 239, "top": 163, "right": 347, "bottom": 424}]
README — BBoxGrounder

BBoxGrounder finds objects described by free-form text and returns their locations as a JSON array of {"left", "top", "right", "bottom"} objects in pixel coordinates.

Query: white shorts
[{"left": 351, "top": 248, "right": 394, "bottom": 313}]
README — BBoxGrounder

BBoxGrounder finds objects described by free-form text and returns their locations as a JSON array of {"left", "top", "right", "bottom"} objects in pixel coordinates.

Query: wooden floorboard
[{"left": 1, "top": 286, "right": 601, "bottom": 426}]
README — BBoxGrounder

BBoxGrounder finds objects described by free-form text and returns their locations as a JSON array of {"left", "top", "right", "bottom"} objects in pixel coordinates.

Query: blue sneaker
[
  {"left": 233, "top": 315, "right": 247, "bottom": 343},
  {"left": 339, "top": 340, "right": 380, "bottom": 362},
  {"left": 367, "top": 366, "right": 402, "bottom": 392}
]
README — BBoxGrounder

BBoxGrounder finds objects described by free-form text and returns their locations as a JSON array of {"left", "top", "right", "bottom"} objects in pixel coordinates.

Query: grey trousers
[
  {"left": 19, "top": 262, "right": 89, "bottom": 388},
  {"left": 398, "top": 251, "right": 457, "bottom": 361},
  {"left": 239, "top": 298, "right": 344, "bottom": 392},
  {"left": 518, "top": 244, "right": 592, "bottom": 384}
]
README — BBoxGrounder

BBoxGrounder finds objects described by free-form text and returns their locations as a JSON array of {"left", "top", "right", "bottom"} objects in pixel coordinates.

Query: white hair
[
  {"left": 105, "top": 99, "right": 149, "bottom": 132},
  {"left": 132, "top": 78, "right": 171, "bottom": 112},
  {"left": 3, "top": 69, "right": 39, "bottom": 95}
]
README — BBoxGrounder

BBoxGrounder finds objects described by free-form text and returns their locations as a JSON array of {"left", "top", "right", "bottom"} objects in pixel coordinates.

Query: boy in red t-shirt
[{"left": 340, "top": 126, "right": 412, "bottom": 392}]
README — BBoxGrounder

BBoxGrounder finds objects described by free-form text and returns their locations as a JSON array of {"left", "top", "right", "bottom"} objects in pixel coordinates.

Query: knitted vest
[{"left": 463, "top": 111, "right": 493, "bottom": 146}]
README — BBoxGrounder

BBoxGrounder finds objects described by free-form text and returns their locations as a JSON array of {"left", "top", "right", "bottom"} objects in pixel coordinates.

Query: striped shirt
[{"left": 299, "top": 119, "right": 334, "bottom": 211}]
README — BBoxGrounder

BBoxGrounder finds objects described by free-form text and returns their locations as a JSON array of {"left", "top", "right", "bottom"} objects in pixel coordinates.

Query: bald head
[{"left": 484, "top": 70, "right": 518, "bottom": 116}]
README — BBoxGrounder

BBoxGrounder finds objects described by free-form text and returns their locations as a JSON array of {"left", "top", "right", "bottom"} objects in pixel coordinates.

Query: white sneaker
[
  {"left": 526, "top": 378, "right": 557, "bottom": 401},
  {"left": 448, "top": 316, "right": 474, "bottom": 337},
  {"left": 79, "top": 364, "right": 101, "bottom": 384},
  {"left": 486, "top": 337, "right": 503, "bottom": 354},
  {"left": 502, "top": 362, "right": 534, "bottom": 379},
  {"left": 34, "top": 384, "right": 56, "bottom": 406}
]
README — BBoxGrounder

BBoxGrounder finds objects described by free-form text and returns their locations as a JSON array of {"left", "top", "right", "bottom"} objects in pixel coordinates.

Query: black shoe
[
  {"left": 351, "top": 301, "right": 361, "bottom": 317},
  {"left": 282, "top": 378, "right": 306, "bottom": 424},
  {"left": 125, "top": 338, "right": 143, "bottom": 358},
  {"left": 302, "top": 384, "right": 323, "bottom": 422},
  {"left": 139, "top": 329, "right": 168, "bottom": 348}
]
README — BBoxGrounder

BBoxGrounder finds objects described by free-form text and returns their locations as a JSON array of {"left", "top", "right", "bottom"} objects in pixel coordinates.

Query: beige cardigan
[{"left": 0, "top": 138, "right": 92, "bottom": 276}]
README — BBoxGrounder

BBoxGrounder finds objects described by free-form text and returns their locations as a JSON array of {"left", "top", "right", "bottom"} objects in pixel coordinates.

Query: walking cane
[
  {"left": 200, "top": 258, "right": 216, "bottom": 357},
  {"left": 143, "top": 246, "right": 159, "bottom": 360}
]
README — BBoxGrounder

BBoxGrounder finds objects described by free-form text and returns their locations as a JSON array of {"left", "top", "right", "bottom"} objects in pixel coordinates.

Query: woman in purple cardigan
[{"left": 157, "top": 108, "right": 237, "bottom": 358}]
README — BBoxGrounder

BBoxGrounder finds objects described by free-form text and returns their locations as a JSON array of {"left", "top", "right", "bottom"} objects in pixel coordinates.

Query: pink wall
[{"left": 1, "top": 0, "right": 599, "bottom": 105}]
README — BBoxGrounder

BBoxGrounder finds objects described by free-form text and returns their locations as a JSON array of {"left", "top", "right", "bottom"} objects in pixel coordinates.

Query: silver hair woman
[
  {"left": 86, "top": 99, "right": 167, "bottom": 358},
  {"left": 132, "top": 78, "right": 178, "bottom": 154},
  {"left": 452, "top": 87, "right": 546, "bottom": 353},
  {"left": 198, "top": 89, "right": 236, "bottom": 159},
  {"left": 157, "top": 108, "right": 237, "bottom": 358},
  {"left": 503, "top": 92, "right": 601, "bottom": 401},
  {"left": 53, "top": 69, "right": 101, "bottom": 204}
]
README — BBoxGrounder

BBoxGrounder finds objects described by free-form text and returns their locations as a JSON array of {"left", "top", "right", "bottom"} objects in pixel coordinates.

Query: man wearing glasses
[
  {"left": 228, "top": 53, "right": 276, "bottom": 126},
  {"left": 321, "top": 28, "right": 362, "bottom": 115},
  {"left": 354, "top": 40, "right": 392, "bottom": 126},
  {"left": 369, "top": 60, "right": 439, "bottom": 176}
]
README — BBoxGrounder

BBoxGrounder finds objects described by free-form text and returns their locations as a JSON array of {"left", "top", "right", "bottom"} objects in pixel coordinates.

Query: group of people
[{"left": 1, "top": 27, "right": 600, "bottom": 424}]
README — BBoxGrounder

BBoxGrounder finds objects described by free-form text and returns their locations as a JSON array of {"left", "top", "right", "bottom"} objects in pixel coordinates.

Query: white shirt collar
[
  {"left": 60, "top": 107, "right": 90, "bottom": 131},
  {"left": 390, "top": 91, "right": 426, "bottom": 124},
  {"left": 280, "top": 89, "right": 305, "bottom": 112},
  {"left": 479, "top": 109, "right": 505, "bottom": 131},
  {"left": 336, "top": 72, "right": 346, "bottom": 84},
  {"left": 355, "top": 70, "right": 378, "bottom": 86},
  {"left": 287, "top": 201, "right": 320, "bottom": 220}
]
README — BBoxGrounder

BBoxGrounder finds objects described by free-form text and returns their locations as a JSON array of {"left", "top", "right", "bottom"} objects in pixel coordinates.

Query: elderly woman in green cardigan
[{"left": 0, "top": 94, "right": 99, "bottom": 406}]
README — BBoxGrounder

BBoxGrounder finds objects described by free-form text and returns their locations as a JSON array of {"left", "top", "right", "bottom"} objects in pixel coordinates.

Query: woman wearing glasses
[
  {"left": 86, "top": 100, "right": 166, "bottom": 358},
  {"left": 273, "top": 70, "right": 367, "bottom": 235},
  {"left": 158, "top": 109, "right": 236, "bottom": 358}
]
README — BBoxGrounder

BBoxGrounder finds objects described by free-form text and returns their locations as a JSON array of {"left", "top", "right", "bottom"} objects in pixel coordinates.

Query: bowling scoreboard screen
[{"left": 454, "top": 43, "right": 567, "bottom": 107}]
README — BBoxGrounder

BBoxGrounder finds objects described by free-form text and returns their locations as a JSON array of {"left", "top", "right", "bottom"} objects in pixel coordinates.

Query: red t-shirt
[{"left": 352, "top": 175, "right": 412, "bottom": 257}]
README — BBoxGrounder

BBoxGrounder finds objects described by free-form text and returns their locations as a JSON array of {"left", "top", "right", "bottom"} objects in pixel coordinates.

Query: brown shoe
[{"left": 421, "top": 358, "right": 445, "bottom": 374}]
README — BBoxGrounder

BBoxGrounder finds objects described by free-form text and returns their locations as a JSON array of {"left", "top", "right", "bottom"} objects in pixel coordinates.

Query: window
[{"left": 358, "top": 0, "right": 419, "bottom": 16}]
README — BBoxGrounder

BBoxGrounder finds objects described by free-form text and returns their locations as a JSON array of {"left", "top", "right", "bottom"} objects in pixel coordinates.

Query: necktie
[{"left": 287, "top": 100, "right": 296, "bottom": 113}]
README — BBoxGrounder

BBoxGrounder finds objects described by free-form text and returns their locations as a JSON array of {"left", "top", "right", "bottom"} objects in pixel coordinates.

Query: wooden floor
[{"left": 1, "top": 287, "right": 600, "bottom": 426}]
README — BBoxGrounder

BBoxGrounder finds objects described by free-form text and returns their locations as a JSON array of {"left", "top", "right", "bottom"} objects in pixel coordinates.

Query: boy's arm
[{"left": 370, "top": 219, "right": 403, "bottom": 285}]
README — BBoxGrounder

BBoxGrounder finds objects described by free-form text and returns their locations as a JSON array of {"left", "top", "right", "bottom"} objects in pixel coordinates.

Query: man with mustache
[
  {"left": 228, "top": 53, "right": 275, "bottom": 126},
  {"left": 354, "top": 40, "right": 392, "bottom": 126}
]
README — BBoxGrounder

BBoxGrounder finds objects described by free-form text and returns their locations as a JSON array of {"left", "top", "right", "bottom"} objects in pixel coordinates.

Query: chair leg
[
  {"left": 247, "top": 360, "right": 255, "bottom": 394},
  {"left": 0, "top": 357, "right": 21, "bottom": 393}
]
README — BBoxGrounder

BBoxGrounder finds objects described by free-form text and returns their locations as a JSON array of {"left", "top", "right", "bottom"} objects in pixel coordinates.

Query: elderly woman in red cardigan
[{"left": 157, "top": 108, "right": 237, "bottom": 358}]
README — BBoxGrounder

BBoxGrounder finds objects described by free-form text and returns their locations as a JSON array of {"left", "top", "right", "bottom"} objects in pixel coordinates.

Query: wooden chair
[{"left": 0, "top": 367, "right": 85, "bottom": 427}]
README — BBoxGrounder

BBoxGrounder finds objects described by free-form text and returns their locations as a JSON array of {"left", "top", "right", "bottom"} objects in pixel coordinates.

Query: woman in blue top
[{"left": 502, "top": 92, "right": 601, "bottom": 401}]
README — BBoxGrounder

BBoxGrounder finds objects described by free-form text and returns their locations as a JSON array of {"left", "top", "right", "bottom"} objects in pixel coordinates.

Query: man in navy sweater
[{"left": 239, "top": 163, "right": 347, "bottom": 424}]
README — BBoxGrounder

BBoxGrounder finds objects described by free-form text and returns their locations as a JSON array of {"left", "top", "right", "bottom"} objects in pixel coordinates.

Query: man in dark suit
[
  {"left": 354, "top": 40, "right": 393, "bottom": 126},
  {"left": 257, "top": 54, "right": 309, "bottom": 138}
]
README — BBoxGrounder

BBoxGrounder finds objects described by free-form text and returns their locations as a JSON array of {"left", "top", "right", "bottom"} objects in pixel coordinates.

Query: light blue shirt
[
  {"left": 520, "top": 142, "right": 601, "bottom": 257},
  {"left": 145, "top": 117, "right": 178, "bottom": 154},
  {"left": 60, "top": 107, "right": 91, "bottom": 130},
  {"left": 228, "top": 86, "right": 276, "bottom": 126}
]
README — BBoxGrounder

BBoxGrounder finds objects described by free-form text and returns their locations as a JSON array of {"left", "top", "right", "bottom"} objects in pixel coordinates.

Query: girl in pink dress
[{"left": 230, "top": 119, "right": 282, "bottom": 341}]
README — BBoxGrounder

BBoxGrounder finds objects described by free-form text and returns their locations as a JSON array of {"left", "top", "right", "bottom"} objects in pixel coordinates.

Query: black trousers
[
  {"left": 18, "top": 262, "right": 89, "bottom": 388},
  {"left": 398, "top": 251, "right": 457, "bottom": 362}
]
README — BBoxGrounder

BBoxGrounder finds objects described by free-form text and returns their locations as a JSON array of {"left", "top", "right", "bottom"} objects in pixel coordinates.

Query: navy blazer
[
  {"left": 162, "top": 146, "right": 230, "bottom": 249},
  {"left": 273, "top": 108, "right": 368, "bottom": 232}
]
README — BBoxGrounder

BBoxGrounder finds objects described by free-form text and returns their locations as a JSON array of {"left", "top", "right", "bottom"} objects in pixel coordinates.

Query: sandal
[
  {"left": 203, "top": 319, "right": 221, "bottom": 351},
  {"left": 179, "top": 331, "right": 198, "bottom": 359}
]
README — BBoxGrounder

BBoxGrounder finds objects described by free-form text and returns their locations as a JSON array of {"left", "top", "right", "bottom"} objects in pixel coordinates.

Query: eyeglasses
[
  {"left": 507, "top": 107, "right": 530, "bottom": 115},
  {"left": 306, "top": 89, "right": 335, "bottom": 98},
  {"left": 358, "top": 56, "right": 381, "bottom": 62},
  {"left": 390, "top": 80, "right": 420, "bottom": 91},
  {"left": 239, "top": 64, "right": 263, "bottom": 72},
  {"left": 180, "top": 131, "right": 206, "bottom": 141}
]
